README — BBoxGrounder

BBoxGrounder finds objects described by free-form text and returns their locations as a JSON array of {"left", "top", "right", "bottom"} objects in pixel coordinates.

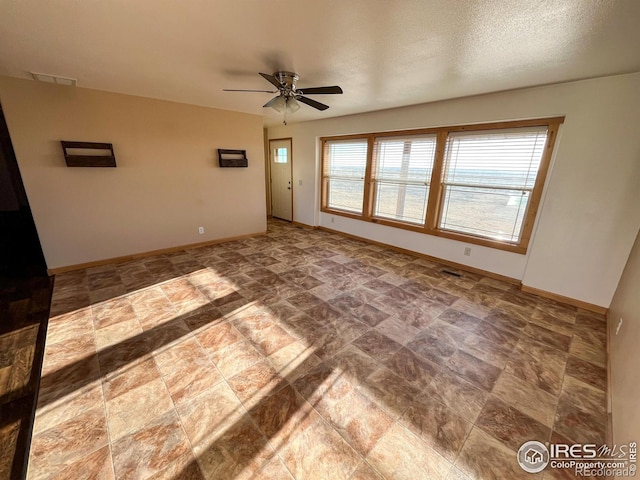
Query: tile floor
[{"left": 27, "top": 220, "right": 608, "bottom": 480}]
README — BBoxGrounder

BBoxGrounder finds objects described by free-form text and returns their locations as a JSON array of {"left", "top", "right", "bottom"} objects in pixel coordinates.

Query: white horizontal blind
[
  {"left": 372, "top": 135, "right": 437, "bottom": 225},
  {"left": 323, "top": 139, "right": 368, "bottom": 214},
  {"left": 439, "top": 126, "right": 548, "bottom": 242}
]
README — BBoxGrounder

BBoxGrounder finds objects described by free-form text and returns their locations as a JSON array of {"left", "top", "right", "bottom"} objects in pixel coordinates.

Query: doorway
[{"left": 269, "top": 138, "right": 293, "bottom": 221}]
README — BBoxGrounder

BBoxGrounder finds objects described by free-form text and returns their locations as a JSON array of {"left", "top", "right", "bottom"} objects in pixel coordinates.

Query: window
[
  {"left": 273, "top": 147, "right": 288, "bottom": 163},
  {"left": 440, "top": 127, "right": 548, "bottom": 243},
  {"left": 321, "top": 118, "right": 562, "bottom": 253},
  {"left": 322, "top": 138, "right": 368, "bottom": 214},
  {"left": 372, "top": 135, "right": 437, "bottom": 225}
]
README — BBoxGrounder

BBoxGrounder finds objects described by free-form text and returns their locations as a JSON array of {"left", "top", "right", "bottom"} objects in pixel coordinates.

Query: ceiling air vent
[{"left": 30, "top": 72, "right": 76, "bottom": 86}]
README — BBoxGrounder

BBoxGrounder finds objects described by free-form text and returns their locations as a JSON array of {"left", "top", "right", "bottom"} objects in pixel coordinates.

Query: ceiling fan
[{"left": 223, "top": 71, "right": 343, "bottom": 122}]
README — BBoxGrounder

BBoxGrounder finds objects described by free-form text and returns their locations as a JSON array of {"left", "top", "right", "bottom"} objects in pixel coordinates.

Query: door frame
[{"left": 268, "top": 137, "right": 293, "bottom": 222}]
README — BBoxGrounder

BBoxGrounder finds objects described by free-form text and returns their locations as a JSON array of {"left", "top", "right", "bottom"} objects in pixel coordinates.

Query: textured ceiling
[{"left": 1, "top": 0, "right": 639, "bottom": 126}]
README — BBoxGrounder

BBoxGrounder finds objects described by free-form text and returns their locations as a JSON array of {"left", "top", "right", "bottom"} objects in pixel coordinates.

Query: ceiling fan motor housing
[{"left": 274, "top": 71, "right": 299, "bottom": 97}]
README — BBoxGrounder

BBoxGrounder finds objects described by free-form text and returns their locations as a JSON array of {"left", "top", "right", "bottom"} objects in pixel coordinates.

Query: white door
[{"left": 270, "top": 138, "right": 293, "bottom": 221}]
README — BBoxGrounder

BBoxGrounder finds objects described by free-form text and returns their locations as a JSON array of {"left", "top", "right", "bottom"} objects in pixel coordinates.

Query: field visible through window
[{"left": 328, "top": 168, "right": 530, "bottom": 242}]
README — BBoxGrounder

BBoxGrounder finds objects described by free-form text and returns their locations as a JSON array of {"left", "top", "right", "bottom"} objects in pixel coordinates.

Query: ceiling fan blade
[
  {"left": 263, "top": 96, "right": 281, "bottom": 108},
  {"left": 223, "top": 89, "right": 277, "bottom": 93},
  {"left": 296, "top": 86, "right": 343, "bottom": 95},
  {"left": 297, "top": 96, "right": 330, "bottom": 111},
  {"left": 259, "top": 72, "right": 282, "bottom": 89}
]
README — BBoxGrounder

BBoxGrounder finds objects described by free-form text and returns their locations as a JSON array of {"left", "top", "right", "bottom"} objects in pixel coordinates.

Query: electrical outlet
[
  {"left": 198, "top": 226, "right": 204, "bottom": 235},
  {"left": 298, "top": 179, "right": 303, "bottom": 186},
  {"left": 616, "top": 318, "right": 623, "bottom": 335},
  {"left": 331, "top": 217, "right": 335, "bottom": 223},
  {"left": 464, "top": 247, "right": 471, "bottom": 256}
]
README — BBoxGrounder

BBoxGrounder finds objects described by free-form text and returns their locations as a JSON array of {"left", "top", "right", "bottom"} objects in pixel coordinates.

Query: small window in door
[{"left": 274, "top": 147, "right": 288, "bottom": 163}]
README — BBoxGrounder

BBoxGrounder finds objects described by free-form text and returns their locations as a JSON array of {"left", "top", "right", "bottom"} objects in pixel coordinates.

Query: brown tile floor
[{"left": 27, "top": 220, "right": 608, "bottom": 480}]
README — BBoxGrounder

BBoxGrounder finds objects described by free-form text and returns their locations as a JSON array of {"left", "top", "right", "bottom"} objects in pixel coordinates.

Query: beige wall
[
  {"left": 608, "top": 229, "right": 640, "bottom": 444},
  {"left": 0, "top": 76, "right": 266, "bottom": 269},
  {"left": 268, "top": 72, "right": 640, "bottom": 307}
]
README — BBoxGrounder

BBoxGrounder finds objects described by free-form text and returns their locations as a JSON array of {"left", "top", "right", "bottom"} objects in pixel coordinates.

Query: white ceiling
[{"left": 1, "top": 0, "right": 639, "bottom": 126}]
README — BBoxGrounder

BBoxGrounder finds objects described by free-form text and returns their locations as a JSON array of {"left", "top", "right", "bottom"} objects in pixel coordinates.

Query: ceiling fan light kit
[
  {"left": 268, "top": 96, "right": 300, "bottom": 114},
  {"left": 223, "top": 71, "right": 343, "bottom": 124}
]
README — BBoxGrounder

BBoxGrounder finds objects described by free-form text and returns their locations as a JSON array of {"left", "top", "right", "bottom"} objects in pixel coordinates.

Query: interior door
[{"left": 270, "top": 138, "right": 293, "bottom": 221}]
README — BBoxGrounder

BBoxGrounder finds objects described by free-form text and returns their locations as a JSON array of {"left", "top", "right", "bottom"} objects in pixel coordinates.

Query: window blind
[
  {"left": 439, "top": 126, "right": 548, "bottom": 242},
  {"left": 372, "top": 135, "right": 437, "bottom": 225},
  {"left": 323, "top": 139, "right": 368, "bottom": 214}
]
